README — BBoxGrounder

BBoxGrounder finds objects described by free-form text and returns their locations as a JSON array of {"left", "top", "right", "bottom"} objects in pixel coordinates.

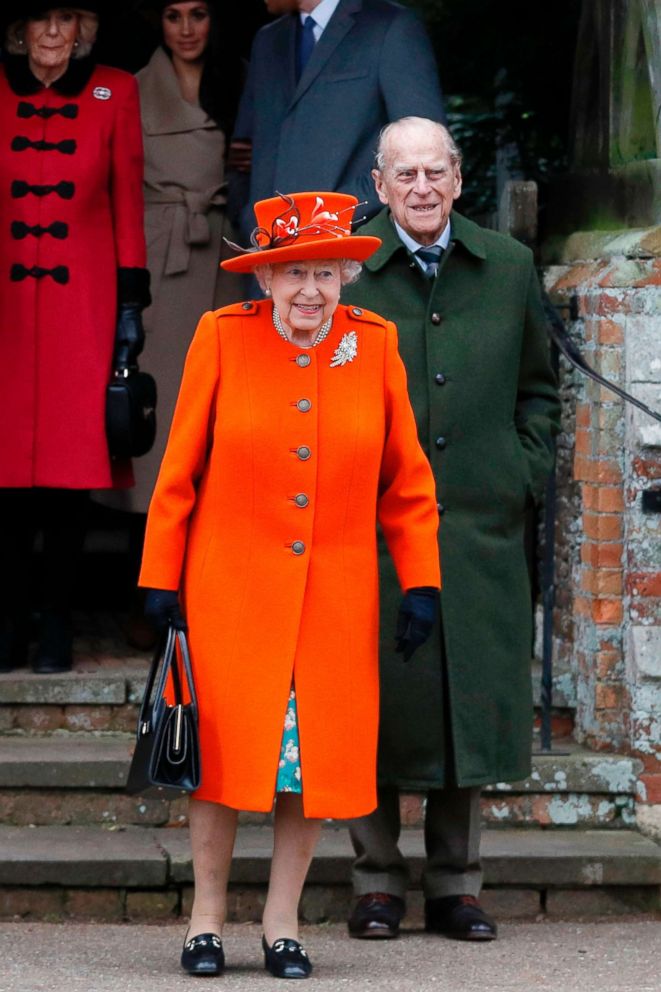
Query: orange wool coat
[{"left": 139, "top": 301, "right": 440, "bottom": 819}]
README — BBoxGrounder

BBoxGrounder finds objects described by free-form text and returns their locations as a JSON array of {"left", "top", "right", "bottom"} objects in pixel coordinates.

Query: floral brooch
[{"left": 330, "top": 331, "right": 358, "bottom": 367}]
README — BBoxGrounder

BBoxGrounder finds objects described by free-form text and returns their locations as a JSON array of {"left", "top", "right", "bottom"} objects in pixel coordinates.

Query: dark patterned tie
[
  {"left": 415, "top": 245, "right": 443, "bottom": 278},
  {"left": 296, "top": 16, "right": 316, "bottom": 81}
]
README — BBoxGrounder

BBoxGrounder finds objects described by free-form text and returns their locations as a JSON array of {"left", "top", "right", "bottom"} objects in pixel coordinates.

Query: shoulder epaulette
[
  {"left": 215, "top": 300, "right": 260, "bottom": 318},
  {"left": 342, "top": 304, "right": 387, "bottom": 328}
]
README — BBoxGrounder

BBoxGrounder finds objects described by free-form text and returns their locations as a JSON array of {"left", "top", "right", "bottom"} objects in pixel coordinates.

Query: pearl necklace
[{"left": 272, "top": 306, "right": 333, "bottom": 348}]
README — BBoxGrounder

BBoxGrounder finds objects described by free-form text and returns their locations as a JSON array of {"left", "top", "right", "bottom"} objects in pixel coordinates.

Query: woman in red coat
[
  {"left": 0, "top": 3, "right": 149, "bottom": 674},
  {"left": 140, "top": 191, "right": 441, "bottom": 978}
]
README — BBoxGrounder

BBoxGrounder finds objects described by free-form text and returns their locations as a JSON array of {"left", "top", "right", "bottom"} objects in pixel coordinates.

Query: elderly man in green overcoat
[{"left": 344, "top": 117, "right": 561, "bottom": 942}]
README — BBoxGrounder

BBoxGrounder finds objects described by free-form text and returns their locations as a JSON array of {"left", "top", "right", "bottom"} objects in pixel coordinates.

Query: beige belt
[{"left": 145, "top": 186, "right": 227, "bottom": 276}]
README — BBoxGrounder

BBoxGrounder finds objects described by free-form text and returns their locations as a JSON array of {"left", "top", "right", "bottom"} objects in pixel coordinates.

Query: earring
[
  {"left": 264, "top": 288, "right": 272, "bottom": 297},
  {"left": 73, "top": 38, "right": 80, "bottom": 48},
  {"left": 17, "top": 37, "right": 24, "bottom": 46}
]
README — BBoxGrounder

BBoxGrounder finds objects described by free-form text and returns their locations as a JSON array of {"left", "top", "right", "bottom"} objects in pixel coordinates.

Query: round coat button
[
  {"left": 352, "top": 307, "right": 363, "bottom": 316},
  {"left": 242, "top": 302, "right": 252, "bottom": 310},
  {"left": 296, "top": 446, "right": 311, "bottom": 460},
  {"left": 435, "top": 436, "right": 447, "bottom": 450},
  {"left": 292, "top": 541, "right": 306, "bottom": 555},
  {"left": 431, "top": 313, "right": 442, "bottom": 325},
  {"left": 294, "top": 493, "right": 309, "bottom": 508},
  {"left": 296, "top": 354, "right": 311, "bottom": 367},
  {"left": 437, "top": 502, "right": 446, "bottom": 515},
  {"left": 435, "top": 373, "right": 446, "bottom": 385},
  {"left": 297, "top": 398, "right": 312, "bottom": 412}
]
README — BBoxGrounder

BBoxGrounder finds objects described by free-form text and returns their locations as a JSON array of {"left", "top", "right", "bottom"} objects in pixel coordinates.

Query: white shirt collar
[
  {"left": 300, "top": 0, "right": 341, "bottom": 38},
  {"left": 393, "top": 218, "right": 452, "bottom": 256}
]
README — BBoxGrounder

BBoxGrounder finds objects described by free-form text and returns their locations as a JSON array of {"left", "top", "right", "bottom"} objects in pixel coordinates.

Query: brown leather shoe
[
  {"left": 425, "top": 895, "right": 497, "bottom": 940},
  {"left": 348, "top": 892, "right": 405, "bottom": 939}
]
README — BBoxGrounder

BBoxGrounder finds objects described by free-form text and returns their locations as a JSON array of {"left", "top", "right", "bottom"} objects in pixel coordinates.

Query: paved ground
[{"left": 1, "top": 919, "right": 660, "bottom": 992}]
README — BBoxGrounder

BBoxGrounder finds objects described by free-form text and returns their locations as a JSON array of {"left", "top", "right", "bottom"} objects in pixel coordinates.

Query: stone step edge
[
  {"left": 0, "top": 826, "right": 659, "bottom": 889},
  {"left": 2, "top": 883, "right": 658, "bottom": 923},
  {"left": 0, "top": 667, "right": 577, "bottom": 710},
  {"left": 0, "top": 736, "right": 641, "bottom": 794}
]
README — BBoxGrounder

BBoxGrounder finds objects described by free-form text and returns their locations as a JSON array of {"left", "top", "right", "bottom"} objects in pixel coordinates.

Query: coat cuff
[{"left": 117, "top": 267, "right": 151, "bottom": 308}]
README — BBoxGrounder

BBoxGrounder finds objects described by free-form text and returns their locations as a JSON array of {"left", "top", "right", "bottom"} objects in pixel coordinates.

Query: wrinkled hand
[
  {"left": 144, "top": 588, "right": 187, "bottom": 632},
  {"left": 114, "top": 303, "right": 145, "bottom": 371},
  {"left": 227, "top": 139, "right": 252, "bottom": 173},
  {"left": 395, "top": 587, "right": 439, "bottom": 662}
]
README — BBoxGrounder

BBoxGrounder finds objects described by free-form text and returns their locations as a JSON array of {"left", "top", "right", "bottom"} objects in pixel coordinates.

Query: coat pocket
[
  {"left": 508, "top": 424, "right": 533, "bottom": 501},
  {"left": 320, "top": 69, "right": 369, "bottom": 83}
]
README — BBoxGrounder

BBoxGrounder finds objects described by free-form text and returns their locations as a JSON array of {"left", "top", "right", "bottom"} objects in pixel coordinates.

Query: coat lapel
[
  {"left": 138, "top": 47, "right": 213, "bottom": 136},
  {"left": 288, "top": 0, "right": 362, "bottom": 111},
  {"left": 364, "top": 209, "right": 488, "bottom": 273}
]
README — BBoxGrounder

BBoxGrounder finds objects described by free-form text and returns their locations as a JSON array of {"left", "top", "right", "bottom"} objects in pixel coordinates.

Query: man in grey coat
[
  {"left": 343, "top": 117, "right": 560, "bottom": 943},
  {"left": 228, "top": 0, "right": 445, "bottom": 239}
]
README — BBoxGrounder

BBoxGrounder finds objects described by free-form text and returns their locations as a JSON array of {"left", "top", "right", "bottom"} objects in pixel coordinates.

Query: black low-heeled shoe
[
  {"left": 262, "top": 935, "right": 312, "bottom": 979},
  {"left": 181, "top": 933, "right": 225, "bottom": 975},
  {"left": 425, "top": 895, "right": 497, "bottom": 941}
]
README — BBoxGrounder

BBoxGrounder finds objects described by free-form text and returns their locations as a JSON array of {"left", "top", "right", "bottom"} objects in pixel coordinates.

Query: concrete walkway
[{"left": 1, "top": 920, "right": 660, "bottom": 992}]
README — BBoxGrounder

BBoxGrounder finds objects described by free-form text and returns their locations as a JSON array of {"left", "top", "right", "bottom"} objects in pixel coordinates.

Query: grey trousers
[{"left": 349, "top": 784, "right": 482, "bottom": 900}]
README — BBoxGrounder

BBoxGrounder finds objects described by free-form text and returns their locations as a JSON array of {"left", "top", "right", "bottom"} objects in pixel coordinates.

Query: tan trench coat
[{"left": 108, "top": 47, "right": 242, "bottom": 513}]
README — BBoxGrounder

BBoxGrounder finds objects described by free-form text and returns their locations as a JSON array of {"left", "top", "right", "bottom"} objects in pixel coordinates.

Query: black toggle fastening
[
  {"left": 11, "top": 136, "right": 77, "bottom": 154},
  {"left": 17, "top": 101, "right": 78, "bottom": 120},
  {"left": 10, "top": 263, "right": 69, "bottom": 285},
  {"left": 11, "top": 220, "right": 68, "bottom": 240},
  {"left": 11, "top": 180, "right": 75, "bottom": 199}
]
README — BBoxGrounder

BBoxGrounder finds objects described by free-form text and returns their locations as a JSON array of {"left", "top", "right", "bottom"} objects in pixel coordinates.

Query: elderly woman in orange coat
[{"left": 139, "top": 191, "right": 441, "bottom": 979}]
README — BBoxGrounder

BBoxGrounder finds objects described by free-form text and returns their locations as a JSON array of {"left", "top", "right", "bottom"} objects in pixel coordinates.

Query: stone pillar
[{"left": 545, "top": 227, "right": 661, "bottom": 837}]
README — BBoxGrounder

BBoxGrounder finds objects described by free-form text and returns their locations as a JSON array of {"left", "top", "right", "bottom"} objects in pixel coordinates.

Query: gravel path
[{"left": 1, "top": 919, "right": 660, "bottom": 992}]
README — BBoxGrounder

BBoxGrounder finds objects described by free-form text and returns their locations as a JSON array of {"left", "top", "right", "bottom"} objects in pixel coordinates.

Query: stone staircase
[{"left": 0, "top": 616, "right": 660, "bottom": 922}]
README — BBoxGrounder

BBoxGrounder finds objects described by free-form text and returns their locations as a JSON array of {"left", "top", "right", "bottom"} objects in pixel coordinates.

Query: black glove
[
  {"left": 144, "top": 588, "right": 187, "bottom": 631},
  {"left": 113, "top": 303, "right": 145, "bottom": 371},
  {"left": 395, "top": 587, "right": 439, "bottom": 662}
]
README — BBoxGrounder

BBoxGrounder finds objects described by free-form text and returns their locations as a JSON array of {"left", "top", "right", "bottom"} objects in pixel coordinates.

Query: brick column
[{"left": 545, "top": 228, "right": 661, "bottom": 838}]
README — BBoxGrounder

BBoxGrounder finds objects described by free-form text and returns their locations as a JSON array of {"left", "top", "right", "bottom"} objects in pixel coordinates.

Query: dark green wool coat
[{"left": 343, "top": 209, "right": 561, "bottom": 789}]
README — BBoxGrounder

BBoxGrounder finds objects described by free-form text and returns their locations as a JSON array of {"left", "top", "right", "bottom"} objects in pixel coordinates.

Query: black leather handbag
[
  {"left": 126, "top": 625, "right": 200, "bottom": 799},
  {"left": 106, "top": 366, "right": 157, "bottom": 458}
]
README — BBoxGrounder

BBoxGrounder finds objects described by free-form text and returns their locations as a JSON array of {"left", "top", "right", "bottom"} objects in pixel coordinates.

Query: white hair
[
  {"left": 5, "top": 9, "right": 99, "bottom": 59},
  {"left": 254, "top": 258, "right": 362, "bottom": 293},
  {"left": 374, "top": 117, "right": 462, "bottom": 172}
]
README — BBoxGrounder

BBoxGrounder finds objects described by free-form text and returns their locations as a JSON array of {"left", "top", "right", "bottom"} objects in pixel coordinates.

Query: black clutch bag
[
  {"left": 126, "top": 624, "right": 201, "bottom": 799},
  {"left": 106, "top": 366, "right": 157, "bottom": 458}
]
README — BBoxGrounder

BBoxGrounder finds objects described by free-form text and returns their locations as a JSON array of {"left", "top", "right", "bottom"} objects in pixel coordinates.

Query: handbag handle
[
  {"left": 171, "top": 628, "right": 198, "bottom": 712},
  {"left": 138, "top": 624, "right": 198, "bottom": 735}
]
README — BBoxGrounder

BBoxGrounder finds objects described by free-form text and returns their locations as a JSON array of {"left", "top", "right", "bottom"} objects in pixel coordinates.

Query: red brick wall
[{"left": 545, "top": 246, "right": 661, "bottom": 808}]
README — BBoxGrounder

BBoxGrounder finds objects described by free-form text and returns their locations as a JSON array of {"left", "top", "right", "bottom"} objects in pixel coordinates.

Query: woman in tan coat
[
  {"left": 140, "top": 192, "right": 441, "bottom": 978},
  {"left": 106, "top": 2, "right": 242, "bottom": 639}
]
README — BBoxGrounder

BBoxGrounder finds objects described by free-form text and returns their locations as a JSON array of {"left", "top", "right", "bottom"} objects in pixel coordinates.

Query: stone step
[
  {"left": 0, "top": 787, "right": 635, "bottom": 830},
  {"left": 0, "top": 664, "right": 144, "bottom": 735},
  {"left": 0, "top": 661, "right": 575, "bottom": 738},
  {"left": 0, "top": 736, "right": 641, "bottom": 829},
  {"left": 0, "top": 662, "right": 577, "bottom": 709},
  {"left": 0, "top": 736, "right": 635, "bottom": 792},
  {"left": 0, "top": 826, "right": 658, "bottom": 922}
]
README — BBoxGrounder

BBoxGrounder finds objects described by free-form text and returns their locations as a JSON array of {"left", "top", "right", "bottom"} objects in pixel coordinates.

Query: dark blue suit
[{"left": 230, "top": 0, "right": 445, "bottom": 237}]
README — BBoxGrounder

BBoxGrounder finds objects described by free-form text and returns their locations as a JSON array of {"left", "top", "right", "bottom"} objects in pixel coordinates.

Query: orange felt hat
[{"left": 221, "top": 191, "right": 381, "bottom": 272}]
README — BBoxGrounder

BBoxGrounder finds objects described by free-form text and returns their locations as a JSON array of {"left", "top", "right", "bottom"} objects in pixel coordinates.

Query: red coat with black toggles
[{"left": 0, "top": 56, "right": 147, "bottom": 489}]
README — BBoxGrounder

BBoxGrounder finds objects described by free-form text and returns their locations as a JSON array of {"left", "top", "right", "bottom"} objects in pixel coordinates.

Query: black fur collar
[{"left": 3, "top": 54, "right": 96, "bottom": 96}]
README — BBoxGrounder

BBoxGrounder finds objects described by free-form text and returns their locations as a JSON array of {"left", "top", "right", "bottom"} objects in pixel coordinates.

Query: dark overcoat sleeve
[{"left": 344, "top": 7, "right": 446, "bottom": 213}]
